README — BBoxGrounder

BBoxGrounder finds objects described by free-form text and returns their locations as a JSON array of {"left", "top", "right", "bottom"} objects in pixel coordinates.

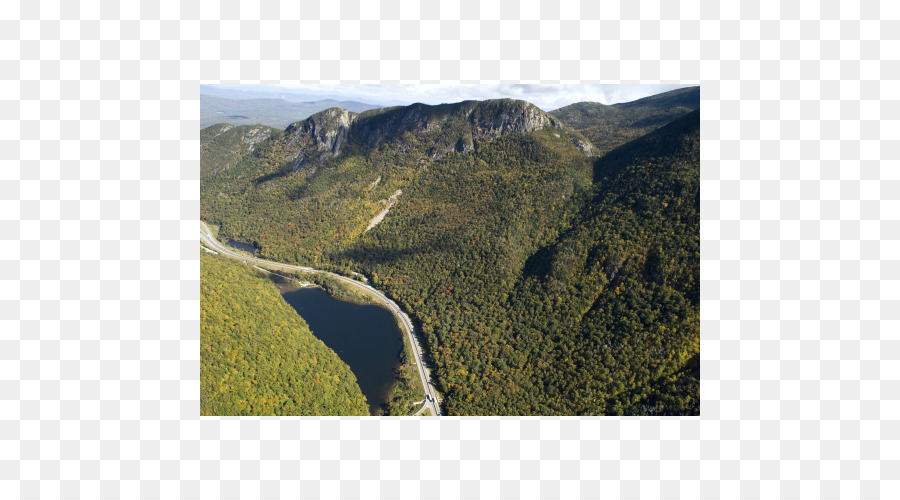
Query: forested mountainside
[
  {"left": 200, "top": 252, "right": 368, "bottom": 416},
  {"left": 200, "top": 95, "right": 700, "bottom": 415},
  {"left": 200, "top": 123, "right": 281, "bottom": 177},
  {"left": 345, "top": 110, "right": 700, "bottom": 415},
  {"left": 499, "top": 110, "right": 701, "bottom": 415},
  {"left": 549, "top": 86, "right": 699, "bottom": 155},
  {"left": 200, "top": 99, "right": 593, "bottom": 267}
]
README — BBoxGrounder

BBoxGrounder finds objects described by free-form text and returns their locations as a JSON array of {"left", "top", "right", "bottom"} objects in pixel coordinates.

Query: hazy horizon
[{"left": 201, "top": 83, "right": 698, "bottom": 111}]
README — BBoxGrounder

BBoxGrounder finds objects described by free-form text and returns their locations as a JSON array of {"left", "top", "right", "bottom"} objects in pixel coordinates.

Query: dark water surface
[
  {"left": 278, "top": 285, "right": 403, "bottom": 415},
  {"left": 224, "top": 239, "right": 256, "bottom": 255}
]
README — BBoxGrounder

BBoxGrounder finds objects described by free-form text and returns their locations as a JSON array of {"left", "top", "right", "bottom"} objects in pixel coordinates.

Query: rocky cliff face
[
  {"left": 240, "top": 125, "right": 275, "bottom": 150},
  {"left": 281, "top": 99, "right": 592, "bottom": 170},
  {"left": 469, "top": 99, "right": 561, "bottom": 140},
  {"left": 353, "top": 100, "right": 564, "bottom": 150},
  {"left": 283, "top": 107, "right": 358, "bottom": 172}
]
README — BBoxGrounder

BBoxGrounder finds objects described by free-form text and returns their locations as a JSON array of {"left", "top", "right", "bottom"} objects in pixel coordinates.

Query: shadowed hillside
[{"left": 550, "top": 86, "right": 699, "bottom": 155}]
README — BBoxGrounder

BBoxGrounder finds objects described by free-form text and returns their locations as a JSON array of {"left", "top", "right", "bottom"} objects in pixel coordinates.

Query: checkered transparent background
[{"left": 1, "top": 0, "right": 897, "bottom": 498}]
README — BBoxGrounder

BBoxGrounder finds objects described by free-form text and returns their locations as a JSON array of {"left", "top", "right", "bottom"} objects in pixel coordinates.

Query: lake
[
  {"left": 273, "top": 280, "right": 403, "bottom": 415},
  {"left": 224, "top": 239, "right": 256, "bottom": 255}
]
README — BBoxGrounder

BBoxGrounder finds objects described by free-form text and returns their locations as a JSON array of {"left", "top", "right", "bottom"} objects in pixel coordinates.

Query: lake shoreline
[
  {"left": 276, "top": 285, "right": 403, "bottom": 416},
  {"left": 262, "top": 269, "right": 421, "bottom": 416},
  {"left": 200, "top": 220, "right": 439, "bottom": 416}
]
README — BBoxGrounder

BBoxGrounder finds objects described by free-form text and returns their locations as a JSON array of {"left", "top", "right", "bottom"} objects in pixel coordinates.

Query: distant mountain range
[
  {"left": 200, "top": 83, "right": 403, "bottom": 104},
  {"left": 199, "top": 84, "right": 700, "bottom": 134},
  {"left": 200, "top": 93, "right": 384, "bottom": 129}
]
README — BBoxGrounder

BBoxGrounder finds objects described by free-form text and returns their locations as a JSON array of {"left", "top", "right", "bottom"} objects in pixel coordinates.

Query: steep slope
[
  {"left": 346, "top": 110, "right": 699, "bottom": 415},
  {"left": 349, "top": 99, "right": 592, "bottom": 156},
  {"left": 549, "top": 86, "right": 699, "bottom": 154},
  {"left": 282, "top": 107, "right": 358, "bottom": 173},
  {"left": 200, "top": 123, "right": 281, "bottom": 176},
  {"left": 509, "top": 109, "right": 701, "bottom": 415},
  {"left": 200, "top": 99, "right": 593, "bottom": 265},
  {"left": 200, "top": 96, "right": 699, "bottom": 415},
  {"left": 200, "top": 252, "right": 368, "bottom": 416}
]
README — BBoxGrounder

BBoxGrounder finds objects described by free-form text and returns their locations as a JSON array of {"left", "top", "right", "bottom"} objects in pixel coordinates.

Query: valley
[
  {"left": 201, "top": 221, "right": 442, "bottom": 416},
  {"left": 200, "top": 249, "right": 370, "bottom": 416},
  {"left": 200, "top": 87, "right": 700, "bottom": 416}
]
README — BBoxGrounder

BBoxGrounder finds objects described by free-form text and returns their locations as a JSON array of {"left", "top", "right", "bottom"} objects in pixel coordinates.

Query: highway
[{"left": 200, "top": 221, "right": 441, "bottom": 416}]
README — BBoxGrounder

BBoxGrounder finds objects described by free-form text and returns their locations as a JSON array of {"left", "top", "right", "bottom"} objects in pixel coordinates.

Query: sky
[{"left": 209, "top": 84, "right": 697, "bottom": 111}]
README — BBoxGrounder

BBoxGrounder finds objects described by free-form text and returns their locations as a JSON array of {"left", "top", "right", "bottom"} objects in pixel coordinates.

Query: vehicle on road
[{"left": 201, "top": 220, "right": 442, "bottom": 416}]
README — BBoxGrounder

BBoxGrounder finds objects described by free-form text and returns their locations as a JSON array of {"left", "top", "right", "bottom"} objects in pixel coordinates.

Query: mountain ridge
[
  {"left": 200, "top": 91, "right": 700, "bottom": 415},
  {"left": 549, "top": 86, "right": 699, "bottom": 154},
  {"left": 274, "top": 99, "right": 593, "bottom": 173}
]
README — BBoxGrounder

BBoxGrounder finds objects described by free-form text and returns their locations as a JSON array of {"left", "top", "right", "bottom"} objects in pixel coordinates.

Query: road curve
[{"left": 199, "top": 221, "right": 442, "bottom": 416}]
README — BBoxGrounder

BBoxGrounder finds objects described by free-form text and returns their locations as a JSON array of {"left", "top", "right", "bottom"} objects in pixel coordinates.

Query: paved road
[{"left": 200, "top": 221, "right": 442, "bottom": 416}]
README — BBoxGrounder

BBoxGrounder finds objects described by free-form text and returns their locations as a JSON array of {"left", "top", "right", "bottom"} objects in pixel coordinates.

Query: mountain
[
  {"left": 510, "top": 109, "right": 701, "bottom": 414},
  {"left": 549, "top": 86, "right": 699, "bottom": 155},
  {"left": 200, "top": 123, "right": 281, "bottom": 176},
  {"left": 201, "top": 99, "right": 594, "bottom": 259},
  {"left": 200, "top": 94, "right": 383, "bottom": 129},
  {"left": 200, "top": 95, "right": 699, "bottom": 415},
  {"left": 279, "top": 99, "right": 595, "bottom": 172},
  {"left": 345, "top": 109, "right": 700, "bottom": 415},
  {"left": 201, "top": 251, "right": 368, "bottom": 416}
]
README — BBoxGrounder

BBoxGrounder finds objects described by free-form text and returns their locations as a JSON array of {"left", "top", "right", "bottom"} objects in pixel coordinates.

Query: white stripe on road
[{"left": 200, "top": 221, "right": 442, "bottom": 416}]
